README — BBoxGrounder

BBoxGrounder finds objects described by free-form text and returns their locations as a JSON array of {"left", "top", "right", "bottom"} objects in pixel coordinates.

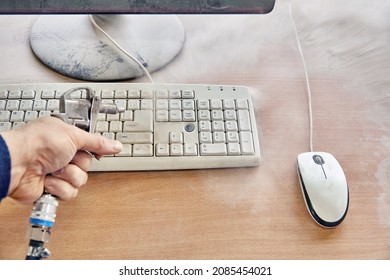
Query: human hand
[{"left": 1, "top": 117, "right": 122, "bottom": 203}]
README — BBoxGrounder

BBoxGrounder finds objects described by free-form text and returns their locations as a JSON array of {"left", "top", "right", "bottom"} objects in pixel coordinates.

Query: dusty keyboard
[{"left": 0, "top": 83, "right": 260, "bottom": 171}]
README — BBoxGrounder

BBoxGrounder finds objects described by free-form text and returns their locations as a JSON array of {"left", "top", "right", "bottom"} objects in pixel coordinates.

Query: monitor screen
[{"left": 0, "top": 0, "right": 275, "bottom": 14}]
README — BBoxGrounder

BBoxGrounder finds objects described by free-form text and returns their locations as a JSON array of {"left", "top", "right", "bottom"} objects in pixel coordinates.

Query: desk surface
[{"left": 0, "top": 1, "right": 389, "bottom": 260}]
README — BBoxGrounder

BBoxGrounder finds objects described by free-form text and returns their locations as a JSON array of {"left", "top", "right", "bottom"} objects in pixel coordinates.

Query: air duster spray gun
[{"left": 25, "top": 87, "right": 124, "bottom": 260}]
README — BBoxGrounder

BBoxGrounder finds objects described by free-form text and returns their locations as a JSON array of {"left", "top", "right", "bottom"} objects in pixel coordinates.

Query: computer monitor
[{"left": 0, "top": 1, "right": 276, "bottom": 81}]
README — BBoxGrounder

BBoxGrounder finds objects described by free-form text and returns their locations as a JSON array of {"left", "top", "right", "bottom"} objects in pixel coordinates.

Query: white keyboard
[{"left": 0, "top": 83, "right": 260, "bottom": 171}]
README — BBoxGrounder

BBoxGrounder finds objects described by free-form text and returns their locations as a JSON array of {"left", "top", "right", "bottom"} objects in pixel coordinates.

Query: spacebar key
[{"left": 200, "top": 143, "right": 227, "bottom": 156}]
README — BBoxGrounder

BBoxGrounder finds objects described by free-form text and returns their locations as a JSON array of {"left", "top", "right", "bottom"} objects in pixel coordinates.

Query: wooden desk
[{"left": 0, "top": 1, "right": 389, "bottom": 259}]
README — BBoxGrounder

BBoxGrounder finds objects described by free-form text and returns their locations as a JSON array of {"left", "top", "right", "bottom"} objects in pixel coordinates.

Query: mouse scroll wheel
[{"left": 313, "top": 155, "right": 325, "bottom": 165}]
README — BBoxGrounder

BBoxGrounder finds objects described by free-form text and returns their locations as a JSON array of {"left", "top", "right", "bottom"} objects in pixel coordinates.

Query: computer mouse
[{"left": 296, "top": 152, "right": 349, "bottom": 228}]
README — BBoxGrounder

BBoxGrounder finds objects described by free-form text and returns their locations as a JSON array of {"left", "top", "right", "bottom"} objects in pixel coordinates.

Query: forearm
[
  {"left": 0, "top": 135, "right": 11, "bottom": 201},
  {"left": 0, "top": 129, "right": 31, "bottom": 198}
]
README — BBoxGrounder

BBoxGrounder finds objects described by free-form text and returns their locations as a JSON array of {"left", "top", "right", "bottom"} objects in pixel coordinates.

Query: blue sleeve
[{"left": 0, "top": 135, "right": 11, "bottom": 201}]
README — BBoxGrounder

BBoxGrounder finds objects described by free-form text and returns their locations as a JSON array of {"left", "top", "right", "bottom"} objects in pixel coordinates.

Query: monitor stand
[{"left": 29, "top": 15, "right": 185, "bottom": 81}]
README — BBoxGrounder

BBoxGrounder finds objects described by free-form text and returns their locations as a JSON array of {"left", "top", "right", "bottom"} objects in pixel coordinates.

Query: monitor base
[{"left": 30, "top": 15, "right": 185, "bottom": 81}]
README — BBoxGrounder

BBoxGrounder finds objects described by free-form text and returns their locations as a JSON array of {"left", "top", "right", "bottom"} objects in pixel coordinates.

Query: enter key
[{"left": 123, "top": 110, "right": 153, "bottom": 132}]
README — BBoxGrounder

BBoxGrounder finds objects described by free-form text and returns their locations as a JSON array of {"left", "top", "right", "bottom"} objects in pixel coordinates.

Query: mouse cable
[
  {"left": 289, "top": 2, "right": 314, "bottom": 153},
  {"left": 89, "top": 15, "right": 154, "bottom": 83}
]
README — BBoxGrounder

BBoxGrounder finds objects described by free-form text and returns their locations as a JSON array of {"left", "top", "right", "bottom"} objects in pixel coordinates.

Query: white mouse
[{"left": 297, "top": 152, "right": 349, "bottom": 228}]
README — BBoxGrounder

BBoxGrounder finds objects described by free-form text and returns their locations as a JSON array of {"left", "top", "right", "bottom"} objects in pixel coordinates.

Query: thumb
[{"left": 71, "top": 127, "right": 123, "bottom": 156}]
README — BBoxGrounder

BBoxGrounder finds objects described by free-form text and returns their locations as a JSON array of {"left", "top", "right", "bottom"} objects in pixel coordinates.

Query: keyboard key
[
  {"left": 224, "top": 110, "right": 237, "bottom": 121},
  {"left": 6, "top": 100, "right": 20, "bottom": 111},
  {"left": 0, "top": 111, "right": 10, "bottom": 121},
  {"left": 114, "top": 99, "right": 127, "bottom": 111},
  {"left": 240, "top": 132, "right": 255, "bottom": 155},
  {"left": 109, "top": 121, "right": 122, "bottom": 132},
  {"left": 211, "top": 110, "right": 224, "bottom": 121},
  {"left": 12, "top": 122, "right": 25, "bottom": 129},
  {"left": 210, "top": 99, "right": 223, "bottom": 110},
  {"left": 0, "top": 122, "right": 12, "bottom": 131},
  {"left": 107, "top": 113, "right": 120, "bottom": 121},
  {"left": 141, "top": 99, "right": 153, "bottom": 110},
  {"left": 133, "top": 144, "right": 153, "bottom": 157},
  {"left": 237, "top": 110, "right": 251, "bottom": 131},
  {"left": 213, "top": 132, "right": 226, "bottom": 143},
  {"left": 24, "top": 111, "right": 38, "bottom": 122},
  {"left": 169, "top": 99, "right": 181, "bottom": 110},
  {"left": 8, "top": 90, "right": 22, "bottom": 99},
  {"left": 116, "top": 144, "right": 132, "bottom": 157},
  {"left": 182, "top": 100, "right": 195, "bottom": 110},
  {"left": 169, "top": 110, "right": 182, "bottom": 122},
  {"left": 120, "top": 110, "right": 133, "bottom": 121},
  {"left": 182, "top": 110, "right": 196, "bottom": 122},
  {"left": 156, "top": 144, "right": 170, "bottom": 157},
  {"left": 226, "top": 121, "right": 238, "bottom": 131},
  {"left": 227, "top": 143, "right": 241, "bottom": 155},
  {"left": 101, "top": 132, "right": 114, "bottom": 141},
  {"left": 156, "top": 99, "right": 168, "bottom": 110},
  {"left": 200, "top": 143, "right": 227, "bottom": 156},
  {"left": 156, "top": 110, "right": 169, "bottom": 122},
  {"left": 33, "top": 100, "right": 47, "bottom": 111},
  {"left": 182, "top": 90, "right": 195, "bottom": 99},
  {"left": 197, "top": 99, "right": 209, "bottom": 110},
  {"left": 155, "top": 90, "right": 168, "bottom": 99},
  {"left": 169, "top": 132, "right": 183, "bottom": 143},
  {"left": 116, "top": 132, "right": 153, "bottom": 144},
  {"left": 169, "top": 90, "right": 181, "bottom": 99},
  {"left": 236, "top": 99, "right": 248, "bottom": 110},
  {"left": 10, "top": 111, "right": 25, "bottom": 122},
  {"left": 123, "top": 110, "right": 153, "bottom": 132},
  {"left": 101, "top": 90, "right": 114, "bottom": 99},
  {"left": 115, "top": 90, "right": 127, "bottom": 99},
  {"left": 127, "top": 100, "right": 140, "bottom": 110},
  {"left": 227, "top": 132, "right": 239, "bottom": 143},
  {"left": 38, "top": 111, "right": 52, "bottom": 118},
  {"left": 184, "top": 143, "right": 198, "bottom": 156},
  {"left": 199, "top": 132, "right": 212, "bottom": 143},
  {"left": 141, "top": 90, "right": 154, "bottom": 99},
  {"left": 199, "top": 121, "right": 211, "bottom": 132},
  {"left": 47, "top": 100, "right": 60, "bottom": 111},
  {"left": 96, "top": 121, "right": 109, "bottom": 132},
  {"left": 211, "top": 121, "right": 224, "bottom": 132},
  {"left": 198, "top": 110, "right": 210, "bottom": 121},
  {"left": 41, "top": 90, "right": 55, "bottom": 99},
  {"left": 223, "top": 99, "right": 235, "bottom": 110},
  {"left": 0, "top": 91, "right": 8, "bottom": 99},
  {"left": 20, "top": 100, "right": 34, "bottom": 111},
  {"left": 22, "top": 90, "right": 36, "bottom": 99},
  {"left": 170, "top": 143, "right": 183, "bottom": 156},
  {"left": 128, "top": 90, "right": 140, "bottom": 98}
]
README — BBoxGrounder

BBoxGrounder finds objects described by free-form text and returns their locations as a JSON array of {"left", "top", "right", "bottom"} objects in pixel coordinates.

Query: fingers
[
  {"left": 45, "top": 163, "right": 88, "bottom": 201},
  {"left": 43, "top": 120, "right": 121, "bottom": 201},
  {"left": 44, "top": 176, "right": 79, "bottom": 201},
  {"left": 70, "top": 127, "right": 123, "bottom": 156},
  {"left": 52, "top": 164, "right": 88, "bottom": 187},
  {"left": 71, "top": 150, "right": 94, "bottom": 171},
  {"left": 28, "top": 116, "right": 122, "bottom": 157}
]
